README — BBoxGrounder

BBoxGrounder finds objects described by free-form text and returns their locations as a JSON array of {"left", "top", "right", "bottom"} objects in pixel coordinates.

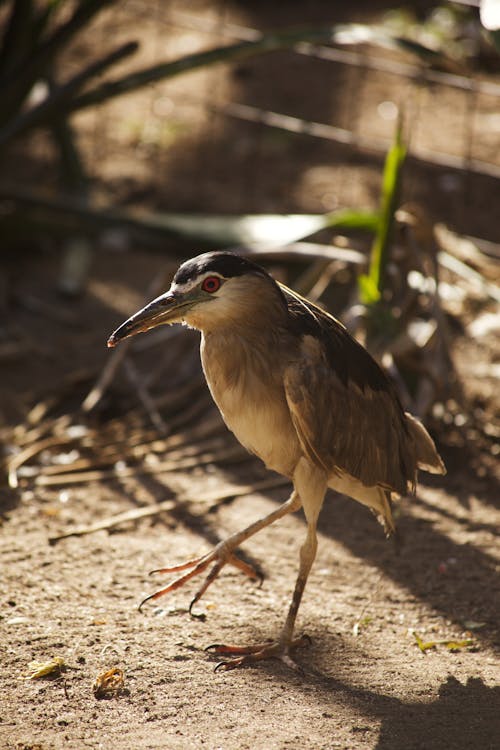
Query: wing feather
[{"left": 281, "top": 286, "right": 417, "bottom": 494}]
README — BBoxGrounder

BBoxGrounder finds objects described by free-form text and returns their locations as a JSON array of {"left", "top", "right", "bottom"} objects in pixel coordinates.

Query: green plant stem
[
  {"left": 358, "top": 122, "right": 406, "bottom": 305},
  {"left": 371, "top": 125, "right": 407, "bottom": 297}
]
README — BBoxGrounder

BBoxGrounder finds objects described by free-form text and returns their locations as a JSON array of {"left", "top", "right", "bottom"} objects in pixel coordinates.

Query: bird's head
[{"left": 108, "top": 251, "right": 281, "bottom": 347}]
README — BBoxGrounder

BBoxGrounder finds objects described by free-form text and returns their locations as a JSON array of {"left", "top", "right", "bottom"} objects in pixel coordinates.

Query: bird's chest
[{"left": 200, "top": 332, "right": 299, "bottom": 476}]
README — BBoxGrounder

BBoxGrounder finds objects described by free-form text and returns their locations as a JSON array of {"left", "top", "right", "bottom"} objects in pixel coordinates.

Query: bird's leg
[
  {"left": 149, "top": 553, "right": 259, "bottom": 587},
  {"left": 139, "top": 490, "right": 302, "bottom": 612},
  {"left": 209, "top": 520, "right": 318, "bottom": 671},
  {"left": 208, "top": 459, "right": 326, "bottom": 671}
]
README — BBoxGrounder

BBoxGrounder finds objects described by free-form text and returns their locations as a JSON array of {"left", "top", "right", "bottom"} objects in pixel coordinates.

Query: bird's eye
[{"left": 201, "top": 276, "right": 221, "bottom": 293}]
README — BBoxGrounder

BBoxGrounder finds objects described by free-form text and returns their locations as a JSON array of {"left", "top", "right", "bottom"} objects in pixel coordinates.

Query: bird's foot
[
  {"left": 206, "top": 635, "right": 311, "bottom": 672},
  {"left": 138, "top": 546, "right": 262, "bottom": 616}
]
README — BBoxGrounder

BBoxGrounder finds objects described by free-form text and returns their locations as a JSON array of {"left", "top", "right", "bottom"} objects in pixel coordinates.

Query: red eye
[{"left": 201, "top": 276, "right": 221, "bottom": 293}]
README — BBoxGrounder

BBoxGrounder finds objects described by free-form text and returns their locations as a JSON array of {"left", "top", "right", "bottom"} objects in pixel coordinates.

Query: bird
[{"left": 108, "top": 250, "right": 445, "bottom": 671}]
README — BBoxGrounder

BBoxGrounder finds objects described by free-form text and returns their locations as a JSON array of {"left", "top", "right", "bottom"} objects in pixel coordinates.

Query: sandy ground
[
  {"left": 1, "top": 453, "right": 499, "bottom": 749},
  {"left": 1, "top": 247, "right": 499, "bottom": 750},
  {"left": 1, "top": 2, "right": 499, "bottom": 748}
]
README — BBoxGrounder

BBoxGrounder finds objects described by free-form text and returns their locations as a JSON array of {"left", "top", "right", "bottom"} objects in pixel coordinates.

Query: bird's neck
[
  {"left": 198, "top": 287, "right": 288, "bottom": 389},
  {"left": 187, "top": 276, "right": 288, "bottom": 337}
]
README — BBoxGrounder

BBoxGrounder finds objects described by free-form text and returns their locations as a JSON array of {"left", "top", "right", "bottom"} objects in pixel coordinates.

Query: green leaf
[
  {"left": 147, "top": 209, "right": 377, "bottom": 246},
  {"left": 358, "top": 120, "right": 406, "bottom": 306},
  {"left": 358, "top": 273, "right": 381, "bottom": 305},
  {"left": 0, "top": 187, "right": 378, "bottom": 248}
]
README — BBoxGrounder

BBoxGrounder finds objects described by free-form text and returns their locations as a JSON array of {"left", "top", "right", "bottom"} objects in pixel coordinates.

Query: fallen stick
[
  {"left": 36, "top": 418, "right": 228, "bottom": 477},
  {"left": 7, "top": 432, "right": 87, "bottom": 489},
  {"left": 35, "top": 445, "right": 250, "bottom": 486},
  {"left": 48, "top": 498, "right": 177, "bottom": 544},
  {"left": 48, "top": 476, "right": 290, "bottom": 544}
]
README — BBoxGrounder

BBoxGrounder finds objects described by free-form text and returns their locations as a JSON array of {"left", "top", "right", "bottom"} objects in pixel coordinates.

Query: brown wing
[{"left": 281, "top": 286, "right": 418, "bottom": 494}]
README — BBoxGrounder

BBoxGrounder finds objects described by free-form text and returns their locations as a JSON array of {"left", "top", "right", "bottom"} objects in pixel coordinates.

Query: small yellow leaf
[
  {"left": 413, "top": 632, "right": 436, "bottom": 652},
  {"left": 412, "top": 632, "right": 474, "bottom": 653},
  {"left": 24, "top": 657, "right": 65, "bottom": 679},
  {"left": 442, "top": 639, "right": 473, "bottom": 651}
]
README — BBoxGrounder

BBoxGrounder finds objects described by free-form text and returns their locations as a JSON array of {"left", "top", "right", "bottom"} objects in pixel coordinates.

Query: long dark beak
[{"left": 107, "top": 290, "right": 189, "bottom": 348}]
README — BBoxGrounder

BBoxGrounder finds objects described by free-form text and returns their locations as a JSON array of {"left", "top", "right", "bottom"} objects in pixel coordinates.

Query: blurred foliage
[
  {"left": 0, "top": 1, "right": 455, "bottom": 168},
  {"left": 1, "top": 1, "right": 498, "bottom": 434},
  {"left": 0, "top": 0, "right": 134, "bottom": 190},
  {"left": 0, "top": 0, "right": 125, "bottom": 129},
  {"left": 384, "top": 2, "right": 500, "bottom": 69}
]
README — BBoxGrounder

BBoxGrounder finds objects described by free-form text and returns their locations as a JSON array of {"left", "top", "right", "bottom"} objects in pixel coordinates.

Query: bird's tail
[
  {"left": 371, "top": 489, "right": 396, "bottom": 538},
  {"left": 405, "top": 413, "right": 446, "bottom": 475},
  {"left": 330, "top": 472, "right": 397, "bottom": 536}
]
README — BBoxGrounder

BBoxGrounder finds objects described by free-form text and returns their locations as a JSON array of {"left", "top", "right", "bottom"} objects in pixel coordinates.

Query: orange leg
[
  {"left": 207, "top": 519, "right": 318, "bottom": 672},
  {"left": 138, "top": 491, "right": 301, "bottom": 615},
  {"left": 206, "top": 459, "right": 326, "bottom": 672},
  {"left": 207, "top": 636, "right": 312, "bottom": 672}
]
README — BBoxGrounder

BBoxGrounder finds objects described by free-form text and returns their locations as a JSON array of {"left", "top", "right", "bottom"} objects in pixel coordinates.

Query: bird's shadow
[
  {"left": 312, "top": 479, "right": 499, "bottom": 651},
  {"left": 371, "top": 674, "right": 500, "bottom": 750},
  {"left": 124, "top": 455, "right": 499, "bottom": 653},
  {"left": 205, "top": 629, "right": 499, "bottom": 750},
  {"left": 317, "top": 668, "right": 500, "bottom": 750}
]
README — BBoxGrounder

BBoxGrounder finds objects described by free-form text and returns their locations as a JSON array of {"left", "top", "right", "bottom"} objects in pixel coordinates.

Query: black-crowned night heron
[{"left": 108, "top": 251, "right": 445, "bottom": 671}]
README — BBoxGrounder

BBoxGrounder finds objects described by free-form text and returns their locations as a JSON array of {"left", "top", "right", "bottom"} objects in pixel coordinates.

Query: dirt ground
[
  {"left": 1, "top": 246, "right": 499, "bottom": 750},
  {"left": 1, "top": 2, "right": 500, "bottom": 749}
]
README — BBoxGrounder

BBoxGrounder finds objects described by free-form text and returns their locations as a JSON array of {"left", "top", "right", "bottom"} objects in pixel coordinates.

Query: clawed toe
[
  {"left": 206, "top": 635, "right": 311, "bottom": 672},
  {"left": 138, "top": 549, "right": 262, "bottom": 613}
]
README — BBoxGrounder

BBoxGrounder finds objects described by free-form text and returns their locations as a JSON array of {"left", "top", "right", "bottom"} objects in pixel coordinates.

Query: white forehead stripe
[{"left": 171, "top": 271, "right": 223, "bottom": 294}]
